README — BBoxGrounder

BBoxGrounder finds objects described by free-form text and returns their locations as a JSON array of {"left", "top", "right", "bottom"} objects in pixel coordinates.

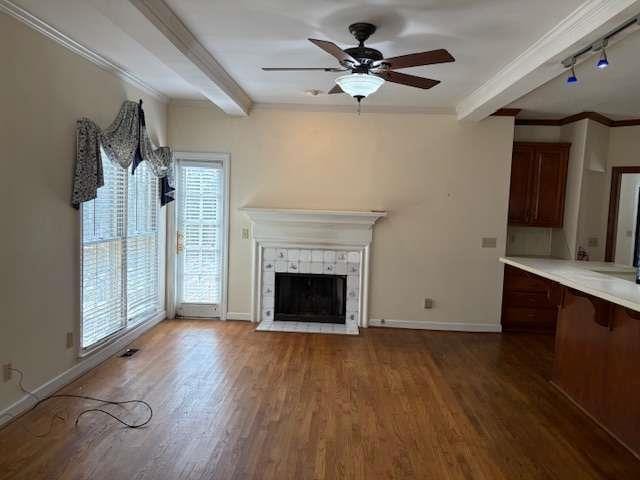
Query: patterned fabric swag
[{"left": 71, "top": 100, "right": 175, "bottom": 208}]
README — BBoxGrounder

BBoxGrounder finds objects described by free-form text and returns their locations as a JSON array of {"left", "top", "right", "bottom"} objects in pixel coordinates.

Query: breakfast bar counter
[{"left": 500, "top": 256, "right": 640, "bottom": 459}]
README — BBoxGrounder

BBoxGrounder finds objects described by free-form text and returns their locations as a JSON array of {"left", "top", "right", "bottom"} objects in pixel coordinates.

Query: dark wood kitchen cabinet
[
  {"left": 508, "top": 142, "right": 570, "bottom": 227},
  {"left": 502, "top": 264, "right": 559, "bottom": 333}
]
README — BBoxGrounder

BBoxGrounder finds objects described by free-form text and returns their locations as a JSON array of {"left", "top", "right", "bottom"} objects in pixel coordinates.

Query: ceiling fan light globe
[{"left": 335, "top": 73, "right": 384, "bottom": 98}]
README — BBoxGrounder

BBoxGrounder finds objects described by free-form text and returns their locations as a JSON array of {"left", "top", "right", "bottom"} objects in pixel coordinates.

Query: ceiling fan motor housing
[
  {"left": 344, "top": 46, "right": 383, "bottom": 64},
  {"left": 349, "top": 22, "right": 376, "bottom": 44},
  {"left": 344, "top": 22, "right": 384, "bottom": 70}
]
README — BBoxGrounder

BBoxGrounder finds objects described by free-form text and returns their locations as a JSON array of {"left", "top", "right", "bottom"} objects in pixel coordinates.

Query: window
[{"left": 81, "top": 156, "right": 160, "bottom": 350}]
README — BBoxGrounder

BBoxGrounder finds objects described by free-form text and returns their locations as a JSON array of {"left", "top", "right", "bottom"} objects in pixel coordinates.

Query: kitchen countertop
[{"left": 500, "top": 256, "right": 640, "bottom": 313}]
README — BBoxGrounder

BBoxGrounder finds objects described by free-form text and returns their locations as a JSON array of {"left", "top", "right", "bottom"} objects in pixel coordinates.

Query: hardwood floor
[{"left": 1, "top": 320, "right": 639, "bottom": 479}]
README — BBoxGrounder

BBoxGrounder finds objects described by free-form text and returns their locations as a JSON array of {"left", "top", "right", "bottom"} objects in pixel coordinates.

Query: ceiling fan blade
[
  {"left": 328, "top": 84, "right": 344, "bottom": 94},
  {"left": 378, "top": 49, "right": 455, "bottom": 70},
  {"left": 308, "top": 38, "right": 358, "bottom": 65},
  {"left": 375, "top": 71, "right": 441, "bottom": 89},
  {"left": 262, "top": 67, "right": 346, "bottom": 72}
]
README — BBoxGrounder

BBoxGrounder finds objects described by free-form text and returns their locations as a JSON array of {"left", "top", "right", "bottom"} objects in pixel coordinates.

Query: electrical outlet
[
  {"left": 588, "top": 237, "right": 599, "bottom": 247},
  {"left": 66, "top": 332, "right": 74, "bottom": 349},
  {"left": 481, "top": 237, "right": 497, "bottom": 248},
  {"left": 241, "top": 228, "right": 250, "bottom": 240},
  {"left": 2, "top": 363, "right": 12, "bottom": 383},
  {"left": 424, "top": 298, "right": 434, "bottom": 309}
]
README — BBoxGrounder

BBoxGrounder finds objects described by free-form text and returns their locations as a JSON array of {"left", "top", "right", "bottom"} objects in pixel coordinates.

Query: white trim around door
[{"left": 170, "top": 152, "right": 230, "bottom": 320}]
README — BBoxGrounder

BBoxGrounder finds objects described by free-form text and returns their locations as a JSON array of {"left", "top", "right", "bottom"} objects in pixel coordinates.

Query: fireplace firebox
[{"left": 274, "top": 273, "right": 347, "bottom": 323}]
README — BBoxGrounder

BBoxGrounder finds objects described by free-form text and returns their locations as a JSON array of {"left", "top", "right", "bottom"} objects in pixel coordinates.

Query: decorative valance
[{"left": 71, "top": 100, "right": 175, "bottom": 208}]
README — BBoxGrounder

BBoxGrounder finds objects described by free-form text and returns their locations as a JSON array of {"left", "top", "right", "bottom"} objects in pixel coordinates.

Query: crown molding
[
  {"left": 456, "top": 0, "right": 640, "bottom": 122},
  {"left": 130, "top": 0, "right": 252, "bottom": 116},
  {"left": 610, "top": 118, "right": 640, "bottom": 127},
  {"left": 492, "top": 108, "right": 522, "bottom": 117},
  {"left": 253, "top": 103, "right": 457, "bottom": 115},
  {"left": 169, "top": 98, "right": 221, "bottom": 109},
  {"left": 170, "top": 99, "right": 457, "bottom": 116},
  {"left": 515, "top": 111, "right": 640, "bottom": 127},
  {"left": 0, "top": 0, "right": 168, "bottom": 103}
]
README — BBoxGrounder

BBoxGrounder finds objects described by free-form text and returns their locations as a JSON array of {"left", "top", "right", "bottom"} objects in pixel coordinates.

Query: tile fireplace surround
[{"left": 241, "top": 208, "right": 387, "bottom": 335}]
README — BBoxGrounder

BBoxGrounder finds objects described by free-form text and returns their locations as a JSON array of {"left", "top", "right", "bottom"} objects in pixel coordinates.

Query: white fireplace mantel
[
  {"left": 241, "top": 208, "right": 387, "bottom": 246},
  {"left": 241, "top": 207, "right": 387, "bottom": 330},
  {"left": 241, "top": 208, "right": 387, "bottom": 225}
]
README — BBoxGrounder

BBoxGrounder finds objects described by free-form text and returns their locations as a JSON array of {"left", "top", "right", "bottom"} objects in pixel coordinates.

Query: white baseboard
[
  {"left": 226, "top": 312, "right": 252, "bottom": 321},
  {"left": 0, "top": 311, "right": 166, "bottom": 428},
  {"left": 369, "top": 318, "right": 502, "bottom": 333}
]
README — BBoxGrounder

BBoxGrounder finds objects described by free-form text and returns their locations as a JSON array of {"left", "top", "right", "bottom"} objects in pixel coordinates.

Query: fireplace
[
  {"left": 275, "top": 273, "right": 346, "bottom": 323},
  {"left": 241, "top": 208, "right": 386, "bottom": 335}
]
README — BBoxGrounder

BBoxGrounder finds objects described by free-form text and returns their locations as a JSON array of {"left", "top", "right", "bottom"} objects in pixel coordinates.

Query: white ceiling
[
  {"left": 8, "top": 0, "right": 589, "bottom": 110},
  {"left": 510, "top": 28, "right": 640, "bottom": 119},
  {"left": 163, "top": 0, "right": 586, "bottom": 108}
]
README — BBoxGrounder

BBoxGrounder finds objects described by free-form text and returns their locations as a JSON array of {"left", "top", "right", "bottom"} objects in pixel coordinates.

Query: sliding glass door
[{"left": 175, "top": 160, "right": 225, "bottom": 318}]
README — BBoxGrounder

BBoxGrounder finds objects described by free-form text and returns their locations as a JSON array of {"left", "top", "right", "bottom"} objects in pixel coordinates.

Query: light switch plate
[
  {"left": 481, "top": 237, "right": 497, "bottom": 248},
  {"left": 241, "top": 228, "right": 250, "bottom": 240}
]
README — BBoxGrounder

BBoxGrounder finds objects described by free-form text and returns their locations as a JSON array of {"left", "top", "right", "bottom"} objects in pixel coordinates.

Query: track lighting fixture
[
  {"left": 596, "top": 45, "right": 609, "bottom": 69},
  {"left": 596, "top": 50, "right": 609, "bottom": 69},
  {"left": 565, "top": 59, "right": 578, "bottom": 84},
  {"left": 560, "top": 14, "right": 640, "bottom": 86}
]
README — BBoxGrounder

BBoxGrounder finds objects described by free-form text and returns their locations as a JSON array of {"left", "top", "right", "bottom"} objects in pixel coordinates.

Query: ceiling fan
[{"left": 262, "top": 22, "right": 455, "bottom": 108}]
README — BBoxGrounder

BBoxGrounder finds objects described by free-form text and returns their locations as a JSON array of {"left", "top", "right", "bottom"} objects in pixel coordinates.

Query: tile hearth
[{"left": 255, "top": 320, "right": 359, "bottom": 335}]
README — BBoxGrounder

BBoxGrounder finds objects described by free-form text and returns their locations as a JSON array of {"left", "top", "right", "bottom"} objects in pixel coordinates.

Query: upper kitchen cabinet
[{"left": 508, "top": 142, "right": 570, "bottom": 228}]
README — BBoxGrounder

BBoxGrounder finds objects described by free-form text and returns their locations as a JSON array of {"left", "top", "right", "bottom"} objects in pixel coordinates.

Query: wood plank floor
[{"left": 1, "top": 320, "right": 639, "bottom": 479}]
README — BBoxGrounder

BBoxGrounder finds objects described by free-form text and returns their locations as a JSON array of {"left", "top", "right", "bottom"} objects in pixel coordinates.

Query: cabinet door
[
  {"left": 508, "top": 146, "right": 535, "bottom": 225},
  {"left": 530, "top": 147, "right": 569, "bottom": 227}
]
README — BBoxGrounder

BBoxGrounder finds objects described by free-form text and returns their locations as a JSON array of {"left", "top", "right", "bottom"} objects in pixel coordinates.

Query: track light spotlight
[
  {"left": 597, "top": 49, "right": 609, "bottom": 69},
  {"left": 566, "top": 62, "right": 578, "bottom": 84}
]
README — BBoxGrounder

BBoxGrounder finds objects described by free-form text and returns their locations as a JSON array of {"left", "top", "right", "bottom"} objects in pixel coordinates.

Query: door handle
[{"left": 176, "top": 231, "right": 184, "bottom": 254}]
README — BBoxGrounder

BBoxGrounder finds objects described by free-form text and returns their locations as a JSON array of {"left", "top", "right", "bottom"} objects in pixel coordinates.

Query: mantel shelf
[{"left": 241, "top": 207, "right": 387, "bottom": 226}]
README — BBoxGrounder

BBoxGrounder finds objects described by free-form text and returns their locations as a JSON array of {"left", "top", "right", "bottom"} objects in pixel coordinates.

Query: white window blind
[
  {"left": 127, "top": 163, "right": 159, "bottom": 323},
  {"left": 179, "top": 163, "right": 223, "bottom": 304},
  {"left": 81, "top": 157, "right": 160, "bottom": 349}
]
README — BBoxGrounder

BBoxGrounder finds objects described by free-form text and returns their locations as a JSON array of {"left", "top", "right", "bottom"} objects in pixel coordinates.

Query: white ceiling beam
[
  {"left": 128, "top": 0, "right": 252, "bottom": 116},
  {"left": 456, "top": 0, "right": 640, "bottom": 122}
]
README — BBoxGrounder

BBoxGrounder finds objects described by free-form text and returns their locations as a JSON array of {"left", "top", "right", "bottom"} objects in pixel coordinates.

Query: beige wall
[
  {"left": 609, "top": 126, "right": 640, "bottom": 168},
  {"left": 514, "top": 125, "right": 564, "bottom": 143},
  {"left": 606, "top": 126, "right": 640, "bottom": 262},
  {"left": 169, "top": 104, "right": 515, "bottom": 326},
  {"left": 575, "top": 120, "right": 610, "bottom": 261},
  {"left": 615, "top": 174, "right": 640, "bottom": 264},
  {"left": 556, "top": 121, "right": 588, "bottom": 259},
  {"left": 0, "top": 13, "right": 168, "bottom": 411}
]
